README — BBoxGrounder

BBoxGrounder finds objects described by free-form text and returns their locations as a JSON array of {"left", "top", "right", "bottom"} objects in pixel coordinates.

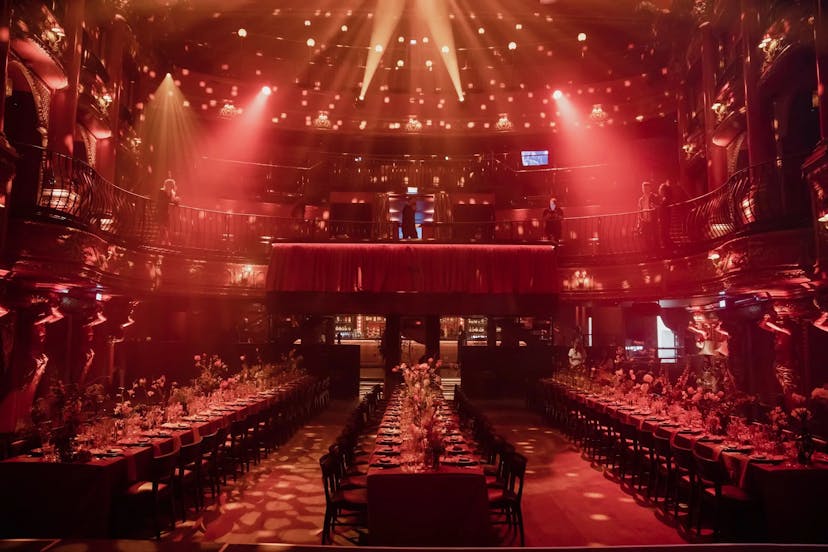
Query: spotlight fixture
[
  {"left": 261, "top": 86, "right": 272, "bottom": 96},
  {"left": 577, "top": 32, "right": 587, "bottom": 42},
  {"left": 237, "top": 28, "right": 247, "bottom": 38},
  {"left": 552, "top": 90, "right": 563, "bottom": 100}
]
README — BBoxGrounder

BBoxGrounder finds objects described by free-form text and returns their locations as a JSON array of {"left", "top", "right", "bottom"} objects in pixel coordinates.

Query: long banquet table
[
  {"left": 365, "top": 392, "right": 491, "bottom": 546},
  {"left": 545, "top": 379, "right": 828, "bottom": 543},
  {"left": 0, "top": 378, "right": 311, "bottom": 538}
]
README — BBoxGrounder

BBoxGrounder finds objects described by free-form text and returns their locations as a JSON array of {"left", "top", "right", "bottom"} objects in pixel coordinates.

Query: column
[
  {"left": 424, "top": 314, "right": 440, "bottom": 360},
  {"left": 0, "top": 0, "right": 16, "bottom": 264},
  {"left": 0, "top": 301, "right": 50, "bottom": 433},
  {"left": 700, "top": 22, "right": 727, "bottom": 190},
  {"left": 95, "top": 15, "right": 129, "bottom": 183},
  {"left": 815, "top": 0, "right": 828, "bottom": 141},
  {"left": 803, "top": 0, "right": 828, "bottom": 277},
  {"left": 486, "top": 317, "right": 497, "bottom": 348},
  {"left": 741, "top": 0, "right": 776, "bottom": 173},
  {"left": 46, "top": 0, "right": 85, "bottom": 156},
  {"left": 383, "top": 314, "right": 401, "bottom": 393}
]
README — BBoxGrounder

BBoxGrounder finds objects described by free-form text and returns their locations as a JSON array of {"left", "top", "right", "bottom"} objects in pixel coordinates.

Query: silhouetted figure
[
  {"left": 402, "top": 197, "right": 417, "bottom": 239},
  {"left": 657, "top": 180, "right": 675, "bottom": 249},
  {"left": 636, "top": 181, "right": 658, "bottom": 248},
  {"left": 542, "top": 197, "right": 564, "bottom": 243},
  {"left": 156, "top": 174, "right": 179, "bottom": 244}
]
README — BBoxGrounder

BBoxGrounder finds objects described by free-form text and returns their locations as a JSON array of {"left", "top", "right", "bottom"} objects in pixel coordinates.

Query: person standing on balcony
[
  {"left": 542, "top": 197, "right": 563, "bottom": 244},
  {"left": 657, "top": 180, "right": 675, "bottom": 250},
  {"left": 402, "top": 196, "right": 417, "bottom": 239},
  {"left": 156, "top": 174, "right": 179, "bottom": 244},
  {"left": 636, "top": 181, "right": 658, "bottom": 248}
]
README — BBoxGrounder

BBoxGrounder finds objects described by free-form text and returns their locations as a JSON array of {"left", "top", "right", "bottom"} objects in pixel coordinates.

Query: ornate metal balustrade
[{"left": 11, "top": 144, "right": 800, "bottom": 264}]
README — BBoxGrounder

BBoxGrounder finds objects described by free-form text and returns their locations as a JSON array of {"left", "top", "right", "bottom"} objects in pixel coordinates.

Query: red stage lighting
[
  {"left": 261, "top": 86, "right": 272, "bottom": 96},
  {"left": 552, "top": 90, "right": 563, "bottom": 100}
]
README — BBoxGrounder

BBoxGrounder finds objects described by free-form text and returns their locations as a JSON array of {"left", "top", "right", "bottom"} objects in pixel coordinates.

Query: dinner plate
[
  {"left": 723, "top": 446, "right": 754, "bottom": 454},
  {"left": 749, "top": 455, "right": 784, "bottom": 464}
]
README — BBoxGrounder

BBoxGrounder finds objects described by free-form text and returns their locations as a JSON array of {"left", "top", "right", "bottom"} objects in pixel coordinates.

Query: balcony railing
[{"left": 11, "top": 144, "right": 799, "bottom": 263}]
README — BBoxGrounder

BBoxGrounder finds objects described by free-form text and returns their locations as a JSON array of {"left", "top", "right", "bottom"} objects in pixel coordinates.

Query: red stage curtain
[{"left": 266, "top": 243, "right": 559, "bottom": 294}]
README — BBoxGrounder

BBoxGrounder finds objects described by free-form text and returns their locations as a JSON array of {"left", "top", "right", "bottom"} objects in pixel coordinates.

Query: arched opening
[{"left": 5, "top": 62, "right": 45, "bottom": 211}]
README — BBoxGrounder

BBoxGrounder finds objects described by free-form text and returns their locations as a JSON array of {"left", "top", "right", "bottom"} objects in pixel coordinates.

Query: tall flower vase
[{"left": 796, "top": 432, "right": 815, "bottom": 465}]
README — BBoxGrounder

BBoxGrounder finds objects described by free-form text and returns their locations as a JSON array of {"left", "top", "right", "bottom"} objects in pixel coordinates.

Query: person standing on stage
[{"left": 402, "top": 196, "right": 417, "bottom": 239}]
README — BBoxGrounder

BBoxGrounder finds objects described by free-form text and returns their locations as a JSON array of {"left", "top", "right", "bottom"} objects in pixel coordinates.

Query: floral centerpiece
[
  {"left": 790, "top": 407, "right": 815, "bottom": 464},
  {"left": 30, "top": 380, "right": 101, "bottom": 462},
  {"left": 393, "top": 359, "right": 444, "bottom": 469}
]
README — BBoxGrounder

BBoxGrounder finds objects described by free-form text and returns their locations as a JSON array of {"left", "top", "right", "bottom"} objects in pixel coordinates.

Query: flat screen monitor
[{"left": 521, "top": 150, "right": 549, "bottom": 167}]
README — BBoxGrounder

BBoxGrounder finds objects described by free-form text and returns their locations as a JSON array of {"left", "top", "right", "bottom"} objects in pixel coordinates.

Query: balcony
[{"left": 3, "top": 144, "right": 813, "bottom": 300}]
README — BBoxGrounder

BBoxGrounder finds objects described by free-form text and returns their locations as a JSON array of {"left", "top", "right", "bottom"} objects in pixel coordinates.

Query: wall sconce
[
  {"left": 572, "top": 270, "right": 591, "bottom": 290},
  {"left": 708, "top": 250, "right": 721, "bottom": 261}
]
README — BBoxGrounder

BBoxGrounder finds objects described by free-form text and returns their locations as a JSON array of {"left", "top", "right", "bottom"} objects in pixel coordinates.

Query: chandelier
[
  {"left": 589, "top": 104, "right": 608, "bottom": 123},
  {"left": 405, "top": 116, "right": 423, "bottom": 132},
  {"left": 495, "top": 113, "right": 513, "bottom": 130},
  {"left": 314, "top": 110, "right": 332, "bottom": 129},
  {"left": 219, "top": 102, "right": 241, "bottom": 118}
]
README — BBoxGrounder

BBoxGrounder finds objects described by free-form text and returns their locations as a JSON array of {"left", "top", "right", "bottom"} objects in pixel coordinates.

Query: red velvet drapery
[{"left": 266, "top": 243, "right": 559, "bottom": 294}]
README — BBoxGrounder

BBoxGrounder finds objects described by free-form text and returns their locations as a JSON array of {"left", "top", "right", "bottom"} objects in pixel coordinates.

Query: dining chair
[
  {"left": 650, "top": 432, "right": 673, "bottom": 510},
  {"left": 693, "top": 450, "right": 755, "bottom": 539},
  {"left": 670, "top": 441, "right": 697, "bottom": 531},
  {"left": 488, "top": 452, "right": 527, "bottom": 546},
  {"left": 199, "top": 429, "right": 222, "bottom": 500},
  {"left": 177, "top": 438, "right": 204, "bottom": 519},
  {"left": 121, "top": 448, "right": 180, "bottom": 539},
  {"left": 319, "top": 453, "right": 368, "bottom": 544}
]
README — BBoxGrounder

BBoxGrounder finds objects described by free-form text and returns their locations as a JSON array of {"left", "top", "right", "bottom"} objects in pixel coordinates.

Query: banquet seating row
[
  {"left": 120, "top": 376, "right": 332, "bottom": 538},
  {"left": 319, "top": 384, "right": 384, "bottom": 544},
  {"left": 0, "top": 376, "right": 331, "bottom": 540},
  {"left": 533, "top": 380, "right": 760, "bottom": 539},
  {"left": 532, "top": 379, "right": 828, "bottom": 542},
  {"left": 130, "top": 375, "right": 332, "bottom": 538},
  {"left": 454, "top": 385, "right": 528, "bottom": 546}
]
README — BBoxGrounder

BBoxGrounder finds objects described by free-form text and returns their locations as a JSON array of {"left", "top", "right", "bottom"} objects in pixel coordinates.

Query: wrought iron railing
[{"left": 12, "top": 144, "right": 799, "bottom": 262}]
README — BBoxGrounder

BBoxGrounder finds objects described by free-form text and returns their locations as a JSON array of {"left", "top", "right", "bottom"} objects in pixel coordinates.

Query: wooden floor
[{"left": 164, "top": 399, "right": 688, "bottom": 546}]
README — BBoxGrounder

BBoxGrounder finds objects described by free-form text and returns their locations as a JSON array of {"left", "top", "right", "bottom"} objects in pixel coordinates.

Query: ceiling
[{"left": 125, "top": 0, "right": 685, "bottom": 137}]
